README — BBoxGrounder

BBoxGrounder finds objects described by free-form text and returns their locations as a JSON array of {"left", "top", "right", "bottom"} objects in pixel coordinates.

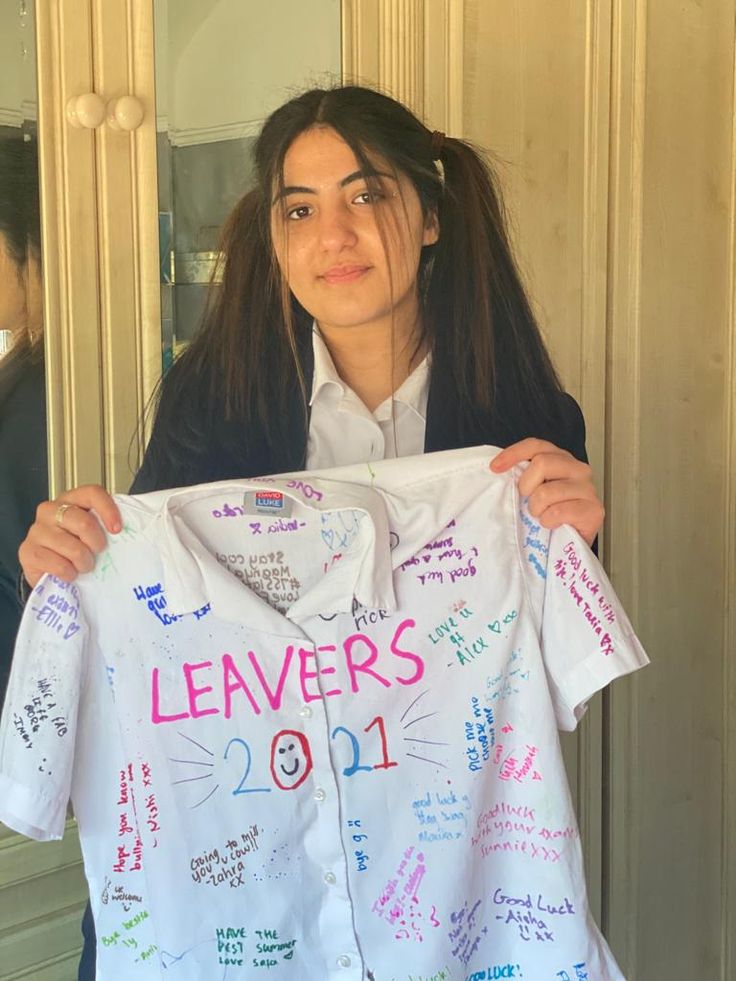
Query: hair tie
[{"left": 430, "top": 130, "right": 446, "bottom": 159}]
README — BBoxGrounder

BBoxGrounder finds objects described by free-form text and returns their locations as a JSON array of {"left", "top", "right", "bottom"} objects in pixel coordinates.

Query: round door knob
[
  {"left": 66, "top": 92, "right": 106, "bottom": 129},
  {"left": 106, "top": 95, "right": 145, "bottom": 132}
]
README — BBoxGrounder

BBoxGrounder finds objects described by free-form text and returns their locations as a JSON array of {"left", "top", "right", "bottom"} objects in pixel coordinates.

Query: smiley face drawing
[{"left": 270, "top": 730, "right": 313, "bottom": 791}]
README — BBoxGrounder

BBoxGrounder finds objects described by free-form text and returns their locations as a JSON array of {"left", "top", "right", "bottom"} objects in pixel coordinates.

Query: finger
[
  {"left": 525, "top": 476, "right": 599, "bottom": 517},
  {"left": 535, "top": 499, "right": 605, "bottom": 546},
  {"left": 36, "top": 500, "right": 109, "bottom": 554},
  {"left": 33, "top": 523, "right": 98, "bottom": 572},
  {"left": 517, "top": 455, "right": 592, "bottom": 498},
  {"left": 490, "top": 439, "right": 565, "bottom": 472},
  {"left": 59, "top": 485, "right": 122, "bottom": 534},
  {"left": 19, "top": 539, "right": 87, "bottom": 587}
]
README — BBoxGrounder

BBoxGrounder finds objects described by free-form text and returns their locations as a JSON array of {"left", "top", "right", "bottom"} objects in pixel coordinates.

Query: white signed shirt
[{"left": 0, "top": 447, "right": 647, "bottom": 981}]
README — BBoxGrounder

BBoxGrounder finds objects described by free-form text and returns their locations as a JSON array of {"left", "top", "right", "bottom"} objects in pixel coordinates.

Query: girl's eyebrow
[{"left": 273, "top": 169, "right": 397, "bottom": 204}]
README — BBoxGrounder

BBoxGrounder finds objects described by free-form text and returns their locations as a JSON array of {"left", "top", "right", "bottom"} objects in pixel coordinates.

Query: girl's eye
[
  {"left": 286, "top": 204, "right": 312, "bottom": 221},
  {"left": 354, "top": 187, "right": 386, "bottom": 206}
]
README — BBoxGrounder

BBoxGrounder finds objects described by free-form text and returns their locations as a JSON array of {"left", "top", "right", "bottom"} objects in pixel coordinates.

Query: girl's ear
[{"left": 423, "top": 209, "right": 439, "bottom": 246}]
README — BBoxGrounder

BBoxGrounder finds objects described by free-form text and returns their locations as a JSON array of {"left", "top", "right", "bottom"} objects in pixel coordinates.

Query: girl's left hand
[{"left": 490, "top": 438, "right": 604, "bottom": 547}]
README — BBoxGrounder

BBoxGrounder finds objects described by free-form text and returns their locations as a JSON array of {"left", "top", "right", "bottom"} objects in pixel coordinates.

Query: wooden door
[{"left": 460, "top": 1, "right": 736, "bottom": 976}]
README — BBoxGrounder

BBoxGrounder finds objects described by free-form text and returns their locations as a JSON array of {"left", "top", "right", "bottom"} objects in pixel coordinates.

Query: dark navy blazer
[{"left": 0, "top": 353, "right": 47, "bottom": 709}]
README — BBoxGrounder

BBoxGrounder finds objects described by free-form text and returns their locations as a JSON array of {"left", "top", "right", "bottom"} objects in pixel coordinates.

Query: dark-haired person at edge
[
  {"left": 17, "top": 87, "right": 604, "bottom": 979},
  {"left": 0, "top": 137, "right": 45, "bottom": 708}
]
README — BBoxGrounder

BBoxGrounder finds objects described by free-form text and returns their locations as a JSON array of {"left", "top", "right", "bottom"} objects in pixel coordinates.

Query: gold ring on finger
[{"left": 55, "top": 503, "right": 73, "bottom": 527}]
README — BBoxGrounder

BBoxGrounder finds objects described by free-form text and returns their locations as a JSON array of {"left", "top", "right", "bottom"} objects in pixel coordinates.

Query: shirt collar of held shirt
[
  {"left": 143, "top": 477, "right": 397, "bottom": 634},
  {"left": 125, "top": 446, "right": 507, "bottom": 633},
  {"left": 309, "top": 323, "right": 430, "bottom": 421},
  {"left": 249, "top": 446, "right": 508, "bottom": 578}
]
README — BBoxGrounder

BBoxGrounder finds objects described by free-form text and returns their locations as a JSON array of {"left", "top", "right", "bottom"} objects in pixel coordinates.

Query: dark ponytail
[{"left": 426, "top": 135, "right": 565, "bottom": 439}]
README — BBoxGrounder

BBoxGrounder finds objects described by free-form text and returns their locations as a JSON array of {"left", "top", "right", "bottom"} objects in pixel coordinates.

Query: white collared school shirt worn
[
  {"left": 307, "top": 327, "right": 429, "bottom": 468},
  {"left": 0, "top": 447, "right": 648, "bottom": 981}
]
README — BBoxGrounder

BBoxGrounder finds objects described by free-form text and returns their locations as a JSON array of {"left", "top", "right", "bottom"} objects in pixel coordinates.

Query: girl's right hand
[{"left": 18, "top": 485, "right": 122, "bottom": 589}]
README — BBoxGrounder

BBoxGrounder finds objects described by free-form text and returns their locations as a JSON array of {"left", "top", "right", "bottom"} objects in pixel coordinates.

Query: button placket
[
  {"left": 299, "top": 628, "right": 366, "bottom": 978},
  {"left": 287, "top": 637, "right": 357, "bottom": 976}
]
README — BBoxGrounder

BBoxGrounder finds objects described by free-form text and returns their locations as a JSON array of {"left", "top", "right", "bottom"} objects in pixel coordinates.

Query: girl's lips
[{"left": 321, "top": 266, "right": 370, "bottom": 284}]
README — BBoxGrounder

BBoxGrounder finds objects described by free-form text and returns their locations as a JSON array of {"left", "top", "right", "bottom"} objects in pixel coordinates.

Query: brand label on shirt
[{"left": 244, "top": 490, "right": 293, "bottom": 517}]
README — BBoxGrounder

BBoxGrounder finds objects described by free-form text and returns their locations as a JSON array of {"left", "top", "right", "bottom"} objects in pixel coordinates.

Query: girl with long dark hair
[{"left": 15, "top": 87, "right": 608, "bottom": 978}]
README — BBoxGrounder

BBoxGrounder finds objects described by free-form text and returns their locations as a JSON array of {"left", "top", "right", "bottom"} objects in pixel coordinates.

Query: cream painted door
[
  {"left": 2, "top": 8, "right": 161, "bottom": 970},
  {"left": 16, "top": 0, "right": 163, "bottom": 499},
  {"left": 460, "top": 1, "right": 736, "bottom": 978}
]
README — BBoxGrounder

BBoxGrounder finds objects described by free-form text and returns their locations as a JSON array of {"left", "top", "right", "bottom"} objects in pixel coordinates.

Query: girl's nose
[{"left": 317, "top": 203, "right": 358, "bottom": 250}]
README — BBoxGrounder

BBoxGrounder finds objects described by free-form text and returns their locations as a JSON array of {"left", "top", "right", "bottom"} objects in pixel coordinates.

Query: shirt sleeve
[
  {"left": 0, "top": 574, "right": 88, "bottom": 840},
  {"left": 516, "top": 489, "right": 649, "bottom": 731}
]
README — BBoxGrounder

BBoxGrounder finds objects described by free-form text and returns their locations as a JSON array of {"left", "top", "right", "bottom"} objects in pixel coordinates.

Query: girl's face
[{"left": 270, "top": 126, "right": 438, "bottom": 335}]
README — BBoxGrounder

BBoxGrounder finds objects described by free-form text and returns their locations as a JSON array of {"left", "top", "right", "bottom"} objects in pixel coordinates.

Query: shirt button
[
  {"left": 299, "top": 705, "right": 313, "bottom": 719},
  {"left": 323, "top": 871, "right": 337, "bottom": 885},
  {"left": 313, "top": 788, "right": 326, "bottom": 802},
  {"left": 336, "top": 954, "right": 351, "bottom": 969}
]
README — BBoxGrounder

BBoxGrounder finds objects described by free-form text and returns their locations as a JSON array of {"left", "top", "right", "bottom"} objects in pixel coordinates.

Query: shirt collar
[
  {"left": 309, "top": 326, "right": 346, "bottom": 405},
  {"left": 372, "top": 356, "right": 429, "bottom": 423},
  {"left": 143, "top": 477, "right": 397, "bottom": 633},
  {"left": 309, "top": 323, "right": 430, "bottom": 421},
  {"left": 291, "top": 447, "right": 504, "bottom": 573},
  {"left": 129, "top": 446, "right": 506, "bottom": 634}
]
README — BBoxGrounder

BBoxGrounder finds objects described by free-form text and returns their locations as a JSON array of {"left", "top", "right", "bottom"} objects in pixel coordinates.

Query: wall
[{"left": 154, "top": 0, "right": 342, "bottom": 144}]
